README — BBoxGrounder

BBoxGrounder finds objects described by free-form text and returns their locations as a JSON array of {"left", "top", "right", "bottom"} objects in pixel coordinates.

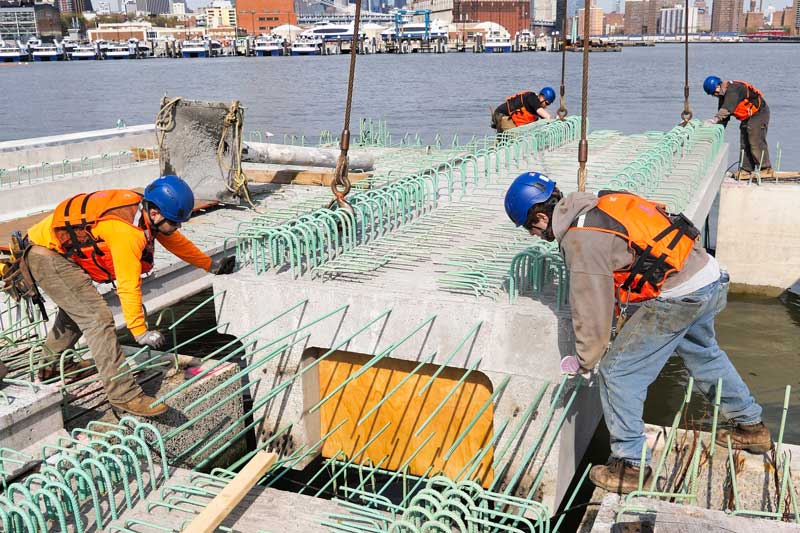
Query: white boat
[
  {"left": 70, "top": 42, "right": 98, "bottom": 60},
  {"left": 181, "top": 38, "right": 208, "bottom": 58},
  {"left": 301, "top": 21, "right": 364, "bottom": 42},
  {"left": 104, "top": 40, "right": 135, "bottom": 59},
  {"left": 28, "top": 37, "right": 63, "bottom": 61},
  {"left": 515, "top": 29, "right": 534, "bottom": 50},
  {"left": 208, "top": 39, "right": 223, "bottom": 57},
  {"left": 0, "top": 40, "right": 26, "bottom": 62},
  {"left": 381, "top": 19, "right": 448, "bottom": 41},
  {"left": 253, "top": 34, "right": 283, "bottom": 56},
  {"left": 290, "top": 36, "right": 321, "bottom": 56},
  {"left": 484, "top": 30, "right": 513, "bottom": 53}
]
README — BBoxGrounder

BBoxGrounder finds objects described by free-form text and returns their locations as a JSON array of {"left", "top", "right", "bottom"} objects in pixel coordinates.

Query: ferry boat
[
  {"left": 484, "top": 30, "right": 513, "bottom": 53},
  {"left": 104, "top": 40, "right": 135, "bottom": 59},
  {"left": 290, "top": 36, "right": 321, "bottom": 56},
  {"left": 300, "top": 21, "right": 364, "bottom": 42},
  {"left": 0, "top": 41, "right": 26, "bottom": 62},
  {"left": 208, "top": 39, "right": 223, "bottom": 57},
  {"left": 70, "top": 41, "right": 99, "bottom": 60},
  {"left": 181, "top": 38, "right": 208, "bottom": 58},
  {"left": 515, "top": 29, "right": 535, "bottom": 50},
  {"left": 253, "top": 34, "right": 283, "bottom": 56},
  {"left": 28, "top": 38, "right": 63, "bottom": 61},
  {"left": 381, "top": 19, "right": 448, "bottom": 41},
  {"left": 134, "top": 38, "right": 153, "bottom": 58}
]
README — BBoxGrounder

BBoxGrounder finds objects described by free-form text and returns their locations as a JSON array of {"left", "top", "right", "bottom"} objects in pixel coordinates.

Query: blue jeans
[{"left": 598, "top": 273, "right": 762, "bottom": 466}]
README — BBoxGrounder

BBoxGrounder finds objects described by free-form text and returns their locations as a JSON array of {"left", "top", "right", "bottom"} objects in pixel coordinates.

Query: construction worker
[
  {"left": 24, "top": 175, "right": 236, "bottom": 417},
  {"left": 491, "top": 87, "right": 556, "bottom": 133},
  {"left": 504, "top": 172, "right": 771, "bottom": 494},
  {"left": 703, "top": 76, "right": 772, "bottom": 179}
]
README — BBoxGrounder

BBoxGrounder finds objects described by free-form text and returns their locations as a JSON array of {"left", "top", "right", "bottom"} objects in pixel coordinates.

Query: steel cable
[
  {"left": 557, "top": 15, "right": 568, "bottom": 121},
  {"left": 577, "top": 0, "right": 591, "bottom": 192},
  {"left": 680, "top": 0, "right": 693, "bottom": 126}
]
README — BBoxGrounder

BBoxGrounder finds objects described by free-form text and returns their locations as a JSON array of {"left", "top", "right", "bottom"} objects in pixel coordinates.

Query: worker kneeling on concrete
[
  {"left": 24, "top": 175, "right": 236, "bottom": 417},
  {"left": 491, "top": 87, "right": 555, "bottom": 133},
  {"left": 504, "top": 172, "right": 771, "bottom": 494},
  {"left": 703, "top": 76, "right": 772, "bottom": 180}
]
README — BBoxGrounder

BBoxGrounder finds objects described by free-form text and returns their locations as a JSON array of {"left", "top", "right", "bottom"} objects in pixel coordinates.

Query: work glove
[
  {"left": 703, "top": 118, "right": 718, "bottom": 126},
  {"left": 135, "top": 330, "right": 166, "bottom": 349},
  {"left": 560, "top": 355, "right": 595, "bottom": 381},
  {"left": 210, "top": 255, "right": 236, "bottom": 275}
]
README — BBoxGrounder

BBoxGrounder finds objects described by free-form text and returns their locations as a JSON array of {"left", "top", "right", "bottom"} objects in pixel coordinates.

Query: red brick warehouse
[
  {"left": 236, "top": 0, "right": 298, "bottom": 35},
  {"left": 453, "top": 0, "right": 531, "bottom": 39}
]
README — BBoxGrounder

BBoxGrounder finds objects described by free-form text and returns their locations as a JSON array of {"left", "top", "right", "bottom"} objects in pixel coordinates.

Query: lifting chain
[
  {"left": 329, "top": 0, "right": 364, "bottom": 215},
  {"left": 217, "top": 100, "right": 256, "bottom": 208},
  {"left": 556, "top": 15, "right": 569, "bottom": 121},
  {"left": 577, "top": 0, "right": 591, "bottom": 192},
  {"left": 680, "top": 0, "right": 693, "bottom": 126}
]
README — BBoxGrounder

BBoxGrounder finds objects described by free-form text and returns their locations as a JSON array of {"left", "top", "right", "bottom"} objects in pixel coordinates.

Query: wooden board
[
  {"left": 246, "top": 168, "right": 370, "bottom": 187},
  {"left": 319, "top": 351, "right": 495, "bottom": 487},
  {"left": 183, "top": 451, "right": 277, "bottom": 533}
]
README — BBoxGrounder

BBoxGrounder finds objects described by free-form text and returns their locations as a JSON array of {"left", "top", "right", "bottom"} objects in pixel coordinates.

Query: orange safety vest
[
  {"left": 730, "top": 80, "right": 763, "bottom": 121},
  {"left": 505, "top": 91, "right": 539, "bottom": 127},
  {"left": 50, "top": 190, "right": 155, "bottom": 284},
  {"left": 568, "top": 191, "right": 700, "bottom": 304}
]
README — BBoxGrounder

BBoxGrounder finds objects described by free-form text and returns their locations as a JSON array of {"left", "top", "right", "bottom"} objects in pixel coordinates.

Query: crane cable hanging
[
  {"left": 577, "top": 0, "right": 591, "bottom": 192},
  {"left": 556, "top": 14, "right": 569, "bottom": 121},
  {"left": 680, "top": 0, "right": 693, "bottom": 126},
  {"left": 329, "top": 0, "right": 364, "bottom": 215}
]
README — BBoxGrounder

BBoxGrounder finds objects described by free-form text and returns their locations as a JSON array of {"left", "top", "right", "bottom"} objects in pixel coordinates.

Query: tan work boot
[
  {"left": 0, "top": 360, "right": 8, "bottom": 382},
  {"left": 110, "top": 393, "right": 168, "bottom": 418},
  {"left": 38, "top": 358, "right": 96, "bottom": 383},
  {"left": 734, "top": 169, "right": 752, "bottom": 180},
  {"left": 759, "top": 168, "right": 774, "bottom": 178},
  {"left": 589, "top": 459, "right": 651, "bottom": 494},
  {"left": 716, "top": 422, "right": 772, "bottom": 453}
]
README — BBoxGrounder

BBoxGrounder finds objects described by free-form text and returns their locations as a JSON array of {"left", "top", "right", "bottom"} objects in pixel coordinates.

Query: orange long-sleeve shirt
[{"left": 28, "top": 213, "right": 212, "bottom": 337}]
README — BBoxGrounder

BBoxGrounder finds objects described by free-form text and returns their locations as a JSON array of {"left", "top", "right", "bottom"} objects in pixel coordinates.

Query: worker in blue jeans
[{"left": 504, "top": 172, "right": 771, "bottom": 493}]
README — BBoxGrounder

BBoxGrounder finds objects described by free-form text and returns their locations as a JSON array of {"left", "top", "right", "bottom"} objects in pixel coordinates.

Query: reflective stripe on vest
[
  {"left": 505, "top": 91, "right": 539, "bottom": 127},
  {"left": 50, "top": 190, "right": 155, "bottom": 284},
  {"left": 568, "top": 191, "right": 700, "bottom": 304},
  {"left": 730, "top": 80, "right": 763, "bottom": 121}
]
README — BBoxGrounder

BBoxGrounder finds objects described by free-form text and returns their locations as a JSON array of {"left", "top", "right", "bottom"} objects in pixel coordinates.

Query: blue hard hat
[
  {"left": 703, "top": 75, "right": 722, "bottom": 96},
  {"left": 504, "top": 172, "right": 556, "bottom": 227},
  {"left": 540, "top": 87, "right": 556, "bottom": 105},
  {"left": 143, "top": 175, "right": 194, "bottom": 223}
]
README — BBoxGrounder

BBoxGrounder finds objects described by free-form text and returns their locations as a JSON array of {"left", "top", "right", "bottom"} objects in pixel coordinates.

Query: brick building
[
  {"left": 711, "top": 0, "right": 743, "bottom": 32},
  {"left": 453, "top": 0, "right": 529, "bottom": 40},
  {"left": 235, "top": 0, "right": 296, "bottom": 35}
]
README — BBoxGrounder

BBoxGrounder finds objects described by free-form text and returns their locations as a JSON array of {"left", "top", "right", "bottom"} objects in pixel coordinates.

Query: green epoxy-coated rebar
[
  {"left": 776, "top": 384, "right": 791, "bottom": 459},
  {"left": 414, "top": 357, "right": 483, "bottom": 438},
  {"left": 552, "top": 463, "right": 592, "bottom": 533},
  {"left": 442, "top": 375, "right": 509, "bottom": 461}
]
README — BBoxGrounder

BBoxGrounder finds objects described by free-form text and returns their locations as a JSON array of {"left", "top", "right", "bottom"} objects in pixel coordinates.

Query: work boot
[
  {"left": 110, "top": 393, "right": 168, "bottom": 418},
  {"left": 589, "top": 459, "right": 651, "bottom": 494},
  {"left": 716, "top": 422, "right": 772, "bottom": 454},
  {"left": 734, "top": 169, "right": 752, "bottom": 180},
  {"left": 38, "top": 358, "right": 96, "bottom": 383},
  {"left": 0, "top": 360, "right": 8, "bottom": 383}
]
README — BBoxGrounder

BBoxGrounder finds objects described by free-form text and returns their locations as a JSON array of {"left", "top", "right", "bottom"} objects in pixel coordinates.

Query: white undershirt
[{"left": 659, "top": 254, "right": 722, "bottom": 299}]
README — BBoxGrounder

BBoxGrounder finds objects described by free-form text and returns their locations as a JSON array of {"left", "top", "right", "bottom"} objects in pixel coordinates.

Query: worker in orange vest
[
  {"left": 491, "top": 87, "right": 556, "bottom": 133},
  {"left": 24, "top": 175, "right": 235, "bottom": 417},
  {"left": 504, "top": 171, "right": 770, "bottom": 494},
  {"left": 703, "top": 77, "right": 772, "bottom": 179}
]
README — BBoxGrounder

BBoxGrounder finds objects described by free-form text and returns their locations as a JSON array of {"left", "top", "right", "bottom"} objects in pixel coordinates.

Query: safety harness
[
  {"left": 505, "top": 91, "right": 539, "bottom": 127},
  {"left": 730, "top": 80, "right": 764, "bottom": 121}
]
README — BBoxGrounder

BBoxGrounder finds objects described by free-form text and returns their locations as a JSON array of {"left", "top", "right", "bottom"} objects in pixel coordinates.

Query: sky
[{"left": 183, "top": 0, "right": 796, "bottom": 15}]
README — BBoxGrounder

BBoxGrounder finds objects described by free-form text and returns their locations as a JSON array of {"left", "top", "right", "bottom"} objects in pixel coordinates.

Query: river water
[
  {"left": 4, "top": 43, "right": 799, "bottom": 441},
  {"left": 1, "top": 43, "right": 799, "bottom": 169}
]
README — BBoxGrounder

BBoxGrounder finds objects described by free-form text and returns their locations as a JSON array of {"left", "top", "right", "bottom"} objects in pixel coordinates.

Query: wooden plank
[
  {"left": 183, "top": 451, "right": 277, "bottom": 533},
  {"left": 319, "top": 351, "right": 495, "bottom": 487},
  {"left": 246, "top": 168, "right": 370, "bottom": 187}
]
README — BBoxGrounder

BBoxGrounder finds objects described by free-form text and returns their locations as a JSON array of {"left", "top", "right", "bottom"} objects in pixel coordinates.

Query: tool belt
[{"left": 0, "top": 232, "right": 48, "bottom": 322}]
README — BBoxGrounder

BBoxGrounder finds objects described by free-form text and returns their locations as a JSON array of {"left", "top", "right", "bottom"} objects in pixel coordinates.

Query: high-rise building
[
  {"left": 236, "top": 0, "right": 297, "bottom": 35},
  {"left": 793, "top": 0, "right": 800, "bottom": 33},
  {"left": 711, "top": 0, "right": 743, "bottom": 32},
  {"left": 206, "top": 0, "right": 236, "bottom": 28},
  {"left": 739, "top": 10, "right": 763, "bottom": 30},
  {"left": 659, "top": 4, "right": 698, "bottom": 34},
  {"left": 532, "top": 0, "right": 557, "bottom": 24},
  {"left": 576, "top": 4, "right": 603, "bottom": 35},
  {"left": 135, "top": 0, "right": 171, "bottom": 14},
  {"left": 694, "top": 0, "right": 710, "bottom": 31},
  {"left": 0, "top": 2, "right": 36, "bottom": 40},
  {"left": 453, "top": 0, "right": 530, "bottom": 40},
  {"left": 58, "top": 0, "right": 91, "bottom": 13},
  {"left": 623, "top": 0, "right": 645, "bottom": 33}
]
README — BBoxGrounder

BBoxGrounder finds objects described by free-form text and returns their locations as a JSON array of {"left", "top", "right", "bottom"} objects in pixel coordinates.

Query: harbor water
[
  {"left": 1, "top": 43, "right": 799, "bottom": 170},
  {"left": 4, "top": 41, "right": 799, "bottom": 440}
]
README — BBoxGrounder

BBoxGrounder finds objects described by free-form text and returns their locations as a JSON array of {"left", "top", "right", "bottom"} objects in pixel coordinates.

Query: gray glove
[
  {"left": 135, "top": 330, "right": 165, "bottom": 349},
  {"left": 210, "top": 255, "right": 236, "bottom": 275}
]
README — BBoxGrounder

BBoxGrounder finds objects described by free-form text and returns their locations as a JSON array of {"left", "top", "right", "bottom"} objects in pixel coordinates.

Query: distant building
[
  {"left": 124, "top": 0, "right": 135, "bottom": 15},
  {"left": 34, "top": 2, "right": 61, "bottom": 37},
  {"left": 623, "top": 0, "right": 645, "bottom": 33},
  {"left": 603, "top": 11, "right": 624, "bottom": 34},
  {"left": 694, "top": 0, "right": 710, "bottom": 31},
  {"left": 171, "top": 0, "right": 184, "bottom": 14},
  {"left": 235, "top": 0, "right": 297, "bottom": 35},
  {"left": 658, "top": 4, "right": 698, "bottom": 34},
  {"left": 205, "top": 0, "right": 236, "bottom": 28},
  {"left": 532, "top": 0, "right": 557, "bottom": 25},
  {"left": 772, "top": 5, "right": 798, "bottom": 32},
  {"left": 87, "top": 20, "right": 149, "bottom": 40},
  {"left": 739, "top": 10, "right": 764, "bottom": 31},
  {"left": 135, "top": 0, "right": 171, "bottom": 15},
  {"left": 711, "top": 0, "right": 743, "bottom": 32},
  {"left": 575, "top": 4, "right": 603, "bottom": 36},
  {"left": 58, "top": 0, "right": 90, "bottom": 13},
  {"left": 452, "top": 0, "right": 530, "bottom": 39},
  {"left": 96, "top": 0, "right": 110, "bottom": 12},
  {"left": 0, "top": 2, "right": 36, "bottom": 40}
]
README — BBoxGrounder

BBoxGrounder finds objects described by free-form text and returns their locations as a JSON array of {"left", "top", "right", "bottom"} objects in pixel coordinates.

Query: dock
[{"left": 1, "top": 117, "right": 799, "bottom": 532}]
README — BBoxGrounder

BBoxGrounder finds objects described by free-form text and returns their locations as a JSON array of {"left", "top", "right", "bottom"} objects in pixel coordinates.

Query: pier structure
[{"left": 2, "top": 118, "right": 799, "bottom": 532}]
